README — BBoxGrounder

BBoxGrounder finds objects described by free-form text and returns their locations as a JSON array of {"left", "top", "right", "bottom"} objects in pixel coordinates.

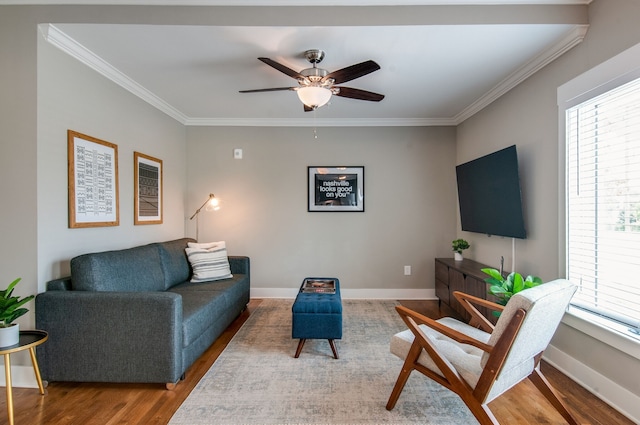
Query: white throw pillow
[
  {"left": 186, "top": 242, "right": 233, "bottom": 283},
  {"left": 188, "top": 241, "right": 226, "bottom": 249}
]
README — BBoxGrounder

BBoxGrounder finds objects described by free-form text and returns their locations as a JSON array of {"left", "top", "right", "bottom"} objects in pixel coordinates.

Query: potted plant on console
[
  {"left": 482, "top": 268, "right": 543, "bottom": 316},
  {"left": 452, "top": 239, "right": 470, "bottom": 261},
  {"left": 0, "top": 278, "right": 35, "bottom": 347}
]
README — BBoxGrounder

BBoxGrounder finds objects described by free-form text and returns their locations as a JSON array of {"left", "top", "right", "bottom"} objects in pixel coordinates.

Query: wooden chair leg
[
  {"left": 294, "top": 339, "right": 306, "bottom": 358},
  {"left": 528, "top": 368, "right": 579, "bottom": 425},
  {"left": 458, "top": 396, "right": 500, "bottom": 425},
  {"left": 386, "top": 365, "right": 413, "bottom": 410},
  {"left": 328, "top": 339, "right": 339, "bottom": 359},
  {"left": 386, "top": 342, "right": 423, "bottom": 410}
]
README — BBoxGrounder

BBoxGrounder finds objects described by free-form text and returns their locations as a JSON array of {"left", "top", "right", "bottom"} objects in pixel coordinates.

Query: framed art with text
[
  {"left": 134, "top": 151, "right": 163, "bottom": 225},
  {"left": 67, "top": 130, "right": 119, "bottom": 228},
  {"left": 308, "top": 166, "right": 364, "bottom": 212}
]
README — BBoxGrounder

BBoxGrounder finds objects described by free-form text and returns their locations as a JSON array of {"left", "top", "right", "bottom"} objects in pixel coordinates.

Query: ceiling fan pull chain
[{"left": 313, "top": 109, "right": 318, "bottom": 139}]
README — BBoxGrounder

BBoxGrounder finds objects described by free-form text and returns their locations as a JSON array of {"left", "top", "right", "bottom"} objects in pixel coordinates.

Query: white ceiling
[{"left": 37, "top": 1, "right": 591, "bottom": 126}]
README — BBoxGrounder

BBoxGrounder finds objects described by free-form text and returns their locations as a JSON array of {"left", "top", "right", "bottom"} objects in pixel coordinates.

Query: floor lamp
[{"left": 190, "top": 193, "right": 219, "bottom": 241}]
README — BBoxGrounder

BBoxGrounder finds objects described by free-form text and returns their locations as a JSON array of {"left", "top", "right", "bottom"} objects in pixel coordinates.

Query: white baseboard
[
  {"left": 250, "top": 288, "right": 436, "bottom": 300},
  {"left": 544, "top": 344, "right": 640, "bottom": 423},
  {"left": 0, "top": 365, "right": 40, "bottom": 388}
]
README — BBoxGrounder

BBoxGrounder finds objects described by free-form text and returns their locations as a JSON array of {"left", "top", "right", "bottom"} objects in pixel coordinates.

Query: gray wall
[
  {"left": 0, "top": 7, "right": 188, "bottom": 354},
  {"left": 186, "top": 126, "right": 456, "bottom": 297},
  {"left": 0, "top": 7, "right": 39, "bottom": 334},
  {"left": 455, "top": 0, "right": 640, "bottom": 418},
  {"left": 36, "top": 27, "right": 188, "bottom": 292}
]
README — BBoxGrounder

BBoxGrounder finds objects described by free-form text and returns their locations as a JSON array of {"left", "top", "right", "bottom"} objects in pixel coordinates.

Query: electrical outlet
[
  {"left": 233, "top": 148, "right": 243, "bottom": 159},
  {"left": 404, "top": 265, "right": 411, "bottom": 276}
]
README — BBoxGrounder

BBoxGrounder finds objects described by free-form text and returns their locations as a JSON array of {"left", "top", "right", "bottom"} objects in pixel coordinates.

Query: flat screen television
[{"left": 455, "top": 145, "right": 526, "bottom": 239}]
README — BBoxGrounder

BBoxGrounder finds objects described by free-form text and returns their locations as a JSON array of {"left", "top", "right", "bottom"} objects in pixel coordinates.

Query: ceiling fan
[{"left": 239, "top": 49, "right": 385, "bottom": 111}]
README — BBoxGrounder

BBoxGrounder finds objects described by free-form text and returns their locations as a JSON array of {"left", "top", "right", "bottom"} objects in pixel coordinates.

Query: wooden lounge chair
[{"left": 386, "top": 279, "right": 579, "bottom": 425}]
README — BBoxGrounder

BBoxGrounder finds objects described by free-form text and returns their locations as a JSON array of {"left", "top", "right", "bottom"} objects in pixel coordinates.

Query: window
[{"left": 566, "top": 76, "right": 640, "bottom": 338}]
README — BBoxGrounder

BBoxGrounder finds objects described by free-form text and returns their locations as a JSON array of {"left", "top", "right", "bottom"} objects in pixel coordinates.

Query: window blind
[{"left": 566, "top": 76, "right": 640, "bottom": 336}]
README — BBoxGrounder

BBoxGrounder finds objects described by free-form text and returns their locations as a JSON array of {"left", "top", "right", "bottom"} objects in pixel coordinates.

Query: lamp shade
[
  {"left": 297, "top": 86, "right": 332, "bottom": 108},
  {"left": 205, "top": 196, "right": 220, "bottom": 211}
]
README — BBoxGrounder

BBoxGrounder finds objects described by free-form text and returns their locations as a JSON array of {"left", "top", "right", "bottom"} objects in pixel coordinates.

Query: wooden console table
[{"left": 435, "top": 258, "right": 499, "bottom": 324}]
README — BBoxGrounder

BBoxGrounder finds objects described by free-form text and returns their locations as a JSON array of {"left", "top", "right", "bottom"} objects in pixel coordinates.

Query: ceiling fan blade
[
  {"left": 239, "top": 87, "right": 296, "bottom": 93},
  {"left": 334, "top": 86, "right": 385, "bottom": 102},
  {"left": 304, "top": 104, "right": 314, "bottom": 112},
  {"left": 258, "top": 57, "right": 304, "bottom": 79},
  {"left": 324, "top": 60, "right": 380, "bottom": 85}
]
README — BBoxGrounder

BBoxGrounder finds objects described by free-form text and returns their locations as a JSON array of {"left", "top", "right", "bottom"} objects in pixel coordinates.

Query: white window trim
[
  {"left": 558, "top": 41, "right": 640, "bottom": 355},
  {"left": 563, "top": 307, "right": 640, "bottom": 361}
]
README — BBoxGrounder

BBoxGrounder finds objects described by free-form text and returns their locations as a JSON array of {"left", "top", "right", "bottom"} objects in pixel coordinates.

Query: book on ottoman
[{"left": 301, "top": 278, "right": 336, "bottom": 294}]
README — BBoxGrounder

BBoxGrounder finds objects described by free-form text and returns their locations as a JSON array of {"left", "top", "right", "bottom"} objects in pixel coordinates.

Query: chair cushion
[
  {"left": 390, "top": 317, "right": 490, "bottom": 387},
  {"left": 483, "top": 279, "right": 576, "bottom": 368},
  {"left": 481, "top": 279, "right": 576, "bottom": 402}
]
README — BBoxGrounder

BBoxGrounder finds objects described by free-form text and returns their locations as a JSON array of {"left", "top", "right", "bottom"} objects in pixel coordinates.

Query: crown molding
[
  {"left": 184, "top": 117, "right": 456, "bottom": 127},
  {"left": 41, "top": 24, "right": 190, "bottom": 124},
  {"left": 453, "top": 24, "right": 588, "bottom": 124}
]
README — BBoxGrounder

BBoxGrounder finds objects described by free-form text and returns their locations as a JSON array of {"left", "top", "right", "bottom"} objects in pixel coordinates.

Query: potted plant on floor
[
  {"left": 482, "top": 268, "right": 543, "bottom": 316},
  {"left": 452, "top": 239, "right": 470, "bottom": 261},
  {"left": 0, "top": 278, "right": 35, "bottom": 347}
]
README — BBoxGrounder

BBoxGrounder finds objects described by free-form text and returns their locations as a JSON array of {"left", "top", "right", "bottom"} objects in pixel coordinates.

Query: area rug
[{"left": 169, "top": 299, "right": 477, "bottom": 425}]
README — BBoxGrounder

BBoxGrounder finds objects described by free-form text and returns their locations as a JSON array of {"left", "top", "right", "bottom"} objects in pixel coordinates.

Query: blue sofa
[{"left": 35, "top": 238, "right": 250, "bottom": 388}]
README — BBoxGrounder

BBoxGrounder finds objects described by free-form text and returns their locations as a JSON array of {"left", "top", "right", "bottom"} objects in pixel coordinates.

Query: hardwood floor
[{"left": 0, "top": 299, "right": 633, "bottom": 425}]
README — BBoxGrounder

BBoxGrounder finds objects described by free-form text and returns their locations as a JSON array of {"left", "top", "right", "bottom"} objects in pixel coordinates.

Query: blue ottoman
[{"left": 292, "top": 278, "right": 342, "bottom": 359}]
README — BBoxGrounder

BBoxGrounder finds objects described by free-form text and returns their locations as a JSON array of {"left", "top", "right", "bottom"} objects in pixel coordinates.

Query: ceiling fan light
[{"left": 297, "top": 86, "right": 332, "bottom": 108}]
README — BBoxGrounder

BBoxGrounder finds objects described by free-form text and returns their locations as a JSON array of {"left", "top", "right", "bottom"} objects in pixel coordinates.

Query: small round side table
[{"left": 0, "top": 330, "right": 48, "bottom": 425}]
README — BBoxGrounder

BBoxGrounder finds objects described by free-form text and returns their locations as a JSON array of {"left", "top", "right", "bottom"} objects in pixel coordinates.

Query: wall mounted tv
[{"left": 455, "top": 145, "right": 526, "bottom": 239}]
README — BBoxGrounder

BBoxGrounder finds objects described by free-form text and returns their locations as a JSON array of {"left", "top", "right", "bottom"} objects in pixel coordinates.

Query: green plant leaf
[
  {"left": 522, "top": 275, "right": 542, "bottom": 289},
  {"left": 483, "top": 277, "right": 503, "bottom": 286},
  {"left": 0, "top": 278, "right": 34, "bottom": 326},
  {"left": 7, "top": 278, "right": 21, "bottom": 292},
  {"left": 503, "top": 272, "right": 517, "bottom": 292},
  {"left": 528, "top": 275, "right": 543, "bottom": 285},
  {"left": 489, "top": 285, "right": 508, "bottom": 295},
  {"left": 481, "top": 268, "right": 504, "bottom": 281},
  {"left": 452, "top": 239, "right": 470, "bottom": 253},
  {"left": 484, "top": 268, "right": 547, "bottom": 306},
  {"left": 513, "top": 273, "right": 525, "bottom": 293}
]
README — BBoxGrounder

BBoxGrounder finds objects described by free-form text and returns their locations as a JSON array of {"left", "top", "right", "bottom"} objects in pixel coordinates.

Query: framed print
[
  {"left": 308, "top": 166, "right": 364, "bottom": 212},
  {"left": 134, "top": 151, "right": 163, "bottom": 225},
  {"left": 68, "top": 130, "right": 119, "bottom": 228}
]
